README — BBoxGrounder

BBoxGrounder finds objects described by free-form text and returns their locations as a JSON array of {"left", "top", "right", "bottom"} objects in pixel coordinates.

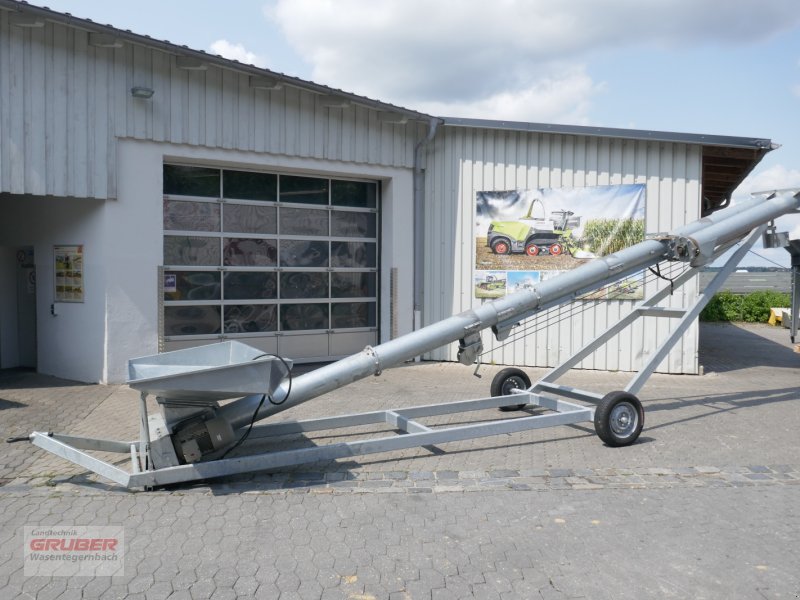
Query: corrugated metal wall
[
  {"left": 423, "top": 126, "right": 702, "bottom": 374},
  {"left": 0, "top": 10, "right": 706, "bottom": 375},
  {"left": 0, "top": 13, "right": 422, "bottom": 200}
]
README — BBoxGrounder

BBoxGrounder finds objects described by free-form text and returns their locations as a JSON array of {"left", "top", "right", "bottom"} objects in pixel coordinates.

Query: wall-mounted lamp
[
  {"left": 10, "top": 14, "right": 45, "bottom": 28},
  {"left": 176, "top": 56, "right": 207, "bottom": 71},
  {"left": 131, "top": 86, "right": 155, "bottom": 99},
  {"left": 88, "top": 33, "right": 124, "bottom": 48},
  {"left": 318, "top": 95, "right": 351, "bottom": 109},
  {"left": 377, "top": 111, "right": 409, "bottom": 125},
  {"left": 249, "top": 75, "right": 283, "bottom": 91}
]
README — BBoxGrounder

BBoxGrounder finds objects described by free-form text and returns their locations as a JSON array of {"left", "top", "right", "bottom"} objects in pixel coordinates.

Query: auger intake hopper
[{"left": 128, "top": 341, "right": 291, "bottom": 404}]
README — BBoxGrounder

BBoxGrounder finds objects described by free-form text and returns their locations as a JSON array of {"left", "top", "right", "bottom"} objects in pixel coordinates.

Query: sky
[{"left": 42, "top": 0, "right": 800, "bottom": 266}]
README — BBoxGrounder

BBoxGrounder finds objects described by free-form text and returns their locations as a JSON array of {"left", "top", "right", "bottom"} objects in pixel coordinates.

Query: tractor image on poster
[
  {"left": 487, "top": 198, "right": 581, "bottom": 257},
  {"left": 476, "top": 273, "right": 506, "bottom": 291}
]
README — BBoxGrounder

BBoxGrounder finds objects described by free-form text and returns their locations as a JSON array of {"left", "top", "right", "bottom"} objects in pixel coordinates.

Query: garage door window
[{"left": 162, "top": 165, "right": 379, "bottom": 356}]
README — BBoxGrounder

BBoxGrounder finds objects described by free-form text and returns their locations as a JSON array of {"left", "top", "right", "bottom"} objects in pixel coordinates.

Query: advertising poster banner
[
  {"left": 54, "top": 245, "right": 84, "bottom": 303},
  {"left": 475, "top": 184, "right": 646, "bottom": 300}
]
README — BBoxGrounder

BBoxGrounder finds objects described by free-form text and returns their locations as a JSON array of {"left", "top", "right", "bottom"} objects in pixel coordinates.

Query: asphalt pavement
[
  {"left": 698, "top": 270, "right": 791, "bottom": 294},
  {"left": 1, "top": 322, "right": 798, "bottom": 599}
]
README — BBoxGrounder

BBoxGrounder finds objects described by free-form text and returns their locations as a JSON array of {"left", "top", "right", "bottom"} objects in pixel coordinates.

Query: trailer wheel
[
  {"left": 524, "top": 243, "right": 540, "bottom": 256},
  {"left": 548, "top": 243, "right": 564, "bottom": 256},
  {"left": 594, "top": 391, "right": 644, "bottom": 447},
  {"left": 491, "top": 239, "right": 511, "bottom": 255},
  {"left": 491, "top": 368, "right": 531, "bottom": 411}
]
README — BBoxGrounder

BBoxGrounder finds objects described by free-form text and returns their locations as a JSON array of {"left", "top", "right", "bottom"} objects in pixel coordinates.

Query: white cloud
[
  {"left": 269, "top": 0, "right": 800, "bottom": 120},
  {"left": 209, "top": 39, "right": 267, "bottom": 68},
  {"left": 413, "top": 67, "right": 603, "bottom": 124},
  {"left": 734, "top": 164, "right": 800, "bottom": 199}
]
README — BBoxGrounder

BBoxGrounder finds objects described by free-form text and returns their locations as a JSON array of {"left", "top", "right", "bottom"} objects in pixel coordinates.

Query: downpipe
[{"left": 413, "top": 117, "right": 442, "bottom": 314}]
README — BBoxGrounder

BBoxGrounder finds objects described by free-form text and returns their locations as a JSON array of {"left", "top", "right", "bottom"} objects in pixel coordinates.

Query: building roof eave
[
  {"left": 0, "top": 0, "right": 435, "bottom": 122},
  {"left": 442, "top": 117, "right": 775, "bottom": 215}
]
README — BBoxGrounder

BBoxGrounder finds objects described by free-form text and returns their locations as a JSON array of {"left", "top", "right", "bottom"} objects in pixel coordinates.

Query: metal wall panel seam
[
  {"left": 7, "top": 16, "right": 24, "bottom": 192},
  {"left": 151, "top": 49, "right": 170, "bottom": 144},
  {"left": 94, "top": 45, "right": 110, "bottom": 198},
  {"left": 0, "top": 12, "right": 7, "bottom": 189},
  {"left": 85, "top": 34, "right": 97, "bottom": 198},
  {"left": 221, "top": 68, "right": 236, "bottom": 149},
  {"left": 207, "top": 66, "right": 222, "bottom": 148},
  {"left": 26, "top": 22, "right": 46, "bottom": 195},
  {"left": 670, "top": 144, "right": 688, "bottom": 371},
  {"left": 296, "top": 88, "right": 312, "bottom": 157},
  {"left": 271, "top": 86, "right": 291, "bottom": 154},
  {"left": 42, "top": 21, "right": 54, "bottom": 195},
  {"left": 340, "top": 99, "right": 355, "bottom": 163},
  {"left": 52, "top": 23, "right": 69, "bottom": 194},
  {"left": 72, "top": 27, "right": 90, "bottom": 198},
  {"left": 184, "top": 69, "right": 201, "bottom": 146}
]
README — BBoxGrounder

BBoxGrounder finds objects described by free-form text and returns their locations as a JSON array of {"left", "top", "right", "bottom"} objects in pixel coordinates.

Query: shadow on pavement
[
  {"left": 194, "top": 382, "right": 800, "bottom": 491},
  {"left": 699, "top": 322, "right": 799, "bottom": 373},
  {"left": 643, "top": 385, "right": 799, "bottom": 431},
  {"left": 0, "top": 398, "right": 26, "bottom": 410},
  {"left": 0, "top": 367, "right": 87, "bottom": 389}
]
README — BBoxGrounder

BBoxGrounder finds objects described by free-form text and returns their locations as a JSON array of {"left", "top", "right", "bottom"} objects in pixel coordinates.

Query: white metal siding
[
  {"left": 423, "top": 126, "right": 702, "bottom": 374},
  {"left": 0, "top": 14, "right": 422, "bottom": 199}
]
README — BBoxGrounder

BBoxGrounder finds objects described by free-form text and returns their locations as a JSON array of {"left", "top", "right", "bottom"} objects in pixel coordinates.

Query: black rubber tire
[
  {"left": 491, "top": 238, "right": 512, "bottom": 255},
  {"left": 491, "top": 367, "right": 531, "bottom": 411},
  {"left": 594, "top": 391, "right": 644, "bottom": 447}
]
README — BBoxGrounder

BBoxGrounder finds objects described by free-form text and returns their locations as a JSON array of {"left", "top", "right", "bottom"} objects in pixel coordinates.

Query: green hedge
[{"left": 699, "top": 290, "right": 791, "bottom": 322}]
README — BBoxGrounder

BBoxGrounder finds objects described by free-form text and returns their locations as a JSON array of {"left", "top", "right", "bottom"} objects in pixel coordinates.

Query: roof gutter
[
  {"left": 0, "top": 0, "right": 433, "bottom": 121},
  {"left": 413, "top": 117, "right": 442, "bottom": 324},
  {"left": 442, "top": 117, "right": 774, "bottom": 151}
]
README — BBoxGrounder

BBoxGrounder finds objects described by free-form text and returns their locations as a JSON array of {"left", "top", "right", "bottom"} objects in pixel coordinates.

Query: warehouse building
[{"left": 0, "top": 1, "right": 773, "bottom": 383}]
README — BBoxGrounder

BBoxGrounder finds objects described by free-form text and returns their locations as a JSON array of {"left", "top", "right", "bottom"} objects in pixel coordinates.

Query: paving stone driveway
[
  {"left": 1, "top": 323, "right": 798, "bottom": 599},
  {"left": 0, "top": 371, "right": 115, "bottom": 482}
]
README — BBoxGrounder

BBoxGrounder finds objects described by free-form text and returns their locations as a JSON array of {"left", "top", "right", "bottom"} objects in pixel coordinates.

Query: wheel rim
[
  {"left": 501, "top": 376, "right": 527, "bottom": 395},
  {"left": 609, "top": 402, "right": 638, "bottom": 438},
  {"left": 525, "top": 245, "right": 539, "bottom": 256},
  {"left": 549, "top": 244, "right": 563, "bottom": 255},
  {"left": 495, "top": 242, "right": 508, "bottom": 254}
]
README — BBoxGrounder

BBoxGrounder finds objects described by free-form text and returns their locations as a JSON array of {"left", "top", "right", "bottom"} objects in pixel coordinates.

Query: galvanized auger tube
[{"left": 218, "top": 190, "right": 800, "bottom": 431}]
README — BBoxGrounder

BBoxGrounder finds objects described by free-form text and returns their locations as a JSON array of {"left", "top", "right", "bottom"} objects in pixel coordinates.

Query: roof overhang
[{"left": 700, "top": 145, "right": 773, "bottom": 215}]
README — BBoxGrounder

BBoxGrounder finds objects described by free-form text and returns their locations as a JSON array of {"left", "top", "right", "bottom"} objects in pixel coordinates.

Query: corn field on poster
[{"left": 475, "top": 184, "right": 645, "bottom": 300}]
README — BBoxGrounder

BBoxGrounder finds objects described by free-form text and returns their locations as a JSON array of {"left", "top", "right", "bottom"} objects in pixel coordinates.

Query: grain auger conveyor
[{"left": 20, "top": 190, "right": 800, "bottom": 489}]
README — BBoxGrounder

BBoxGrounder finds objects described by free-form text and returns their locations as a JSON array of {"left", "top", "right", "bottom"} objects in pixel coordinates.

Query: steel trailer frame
[{"left": 24, "top": 191, "right": 800, "bottom": 489}]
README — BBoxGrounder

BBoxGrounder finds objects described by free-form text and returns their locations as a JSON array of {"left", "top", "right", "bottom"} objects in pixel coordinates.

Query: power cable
[
  {"left": 220, "top": 352, "right": 292, "bottom": 459},
  {"left": 745, "top": 249, "right": 789, "bottom": 270}
]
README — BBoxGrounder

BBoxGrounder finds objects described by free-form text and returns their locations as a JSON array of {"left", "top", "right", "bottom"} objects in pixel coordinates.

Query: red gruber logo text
[{"left": 29, "top": 538, "right": 118, "bottom": 552}]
